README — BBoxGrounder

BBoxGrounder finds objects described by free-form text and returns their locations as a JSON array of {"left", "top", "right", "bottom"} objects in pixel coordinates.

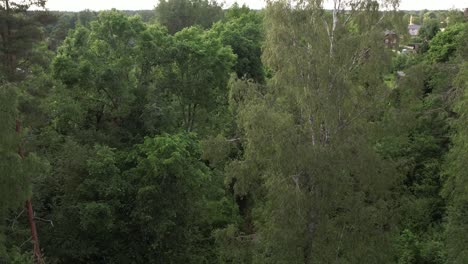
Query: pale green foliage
[
  {"left": 214, "top": 224, "right": 254, "bottom": 264},
  {"left": 221, "top": 0, "right": 402, "bottom": 262},
  {"left": 201, "top": 135, "right": 233, "bottom": 167}
]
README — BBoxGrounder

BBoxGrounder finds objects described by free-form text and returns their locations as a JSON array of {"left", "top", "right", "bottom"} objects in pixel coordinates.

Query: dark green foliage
[
  {"left": 23, "top": 9, "right": 238, "bottom": 263},
  {"left": 158, "top": 26, "right": 236, "bottom": 132},
  {"left": 212, "top": 4, "right": 265, "bottom": 83},
  {"left": 419, "top": 19, "right": 440, "bottom": 52},
  {"left": 380, "top": 64, "right": 451, "bottom": 263},
  {"left": 156, "top": 0, "right": 223, "bottom": 34},
  {"left": 127, "top": 133, "right": 234, "bottom": 263},
  {"left": 0, "top": 86, "right": 28, "bottom": 236},
  {"left": 378, "top": 20, "right": 468, "bottom": 264},
  {"left": 441, "top": 35, "right": 468, "bottom": 264},
  {"left": 2, "top": 3, "right": 468, "bottom": 263},
  {"left": 46, "top": 10, "right": 98, "bottom": 50},
  {"left": 0, "top": 0, "right": 52, "bottom": 81},
  {"left": 0, "top": 85, "right": 27, "bottom": 261},
  {"left": 38, "top": 133, "right": 238, "bottom": 263},
  {"left": 0, "top": 84, "right": 45, "bottom": 259}
]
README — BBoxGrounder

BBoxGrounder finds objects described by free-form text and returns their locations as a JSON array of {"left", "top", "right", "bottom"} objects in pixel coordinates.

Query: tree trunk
[{"left": 16, "top": 120, "right": 44, "bottom": 264}]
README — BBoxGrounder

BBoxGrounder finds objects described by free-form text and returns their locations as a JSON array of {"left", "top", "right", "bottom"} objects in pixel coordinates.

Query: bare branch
[
  {"left": 8, "top": 209, "right": 25, "bottom": 229},
  {"left": 34, "top": 216, "right": 54, "bottom": 227}
]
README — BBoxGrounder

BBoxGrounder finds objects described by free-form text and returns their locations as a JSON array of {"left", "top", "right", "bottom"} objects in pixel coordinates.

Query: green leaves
[
  {"left": 0, "top": 84, "right": 46, "bottom": 257},
  {"left": 0, "top": 86, "right": 26, "bottom": 217},
  {"left": 0, "top": 0, "right": 51, "bottom": 81},
  {"left": 126, "top": 133, "right": 230, "bottom": 262},
  {"left": 0, "top": 85, "right": 45, "bottom": 213},
  {"left": 50, "top": 10, "right": 236, "bottom": 138},
  {"left": 427, "top": 23, "right": 467, "bottom": 63},
  {"left": 212, "top": 6, "right": 265, "bottom": 83},
  {"left": 50, "top": 11, "right": 148, "bottom": 142},
  {"left": 221, "top": 1, "right": 403, "bottom": 263},
  {"left": 156, "top": 0, "right": 224, "bottom": 34},
  {"left": 442, "top": 61, "right": 468, "bottom": 263},
  {"left": 7, "top": 3, "right": 468, "bottom": 263},
  {"left": 157, "top": 26, "right": 236, "bottom": 132}
]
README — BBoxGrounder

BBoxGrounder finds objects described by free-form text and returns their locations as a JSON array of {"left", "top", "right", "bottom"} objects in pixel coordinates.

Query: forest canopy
[{"left": 0, "top": 0, "right": 467, "bottom": 263}]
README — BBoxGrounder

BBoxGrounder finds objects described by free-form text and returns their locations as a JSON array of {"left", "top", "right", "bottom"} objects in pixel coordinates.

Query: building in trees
[
  {"left": 408, "top": 15, "right": 421, "bottom": 36},
  {"left": 384, "top": 30, "right": 399, "bottom": 49}
]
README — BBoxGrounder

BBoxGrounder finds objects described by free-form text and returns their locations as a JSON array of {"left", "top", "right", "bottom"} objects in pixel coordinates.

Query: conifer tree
[
  {"left": 0, "top": 0, "right": 50, "bottom": 81},
  {"left": 0, "top": 85, "right": 43, "bottom": 261}
]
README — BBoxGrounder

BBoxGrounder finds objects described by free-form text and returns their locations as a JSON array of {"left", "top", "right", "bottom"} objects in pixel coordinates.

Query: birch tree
[{"left": 225, "top": 0, "right": 402, "bottom": 262}]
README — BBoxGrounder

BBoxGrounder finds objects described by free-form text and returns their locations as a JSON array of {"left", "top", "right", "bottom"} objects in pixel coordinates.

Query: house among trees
[
  {"left": 402, "top": 43, "right": 420, "bottom": 53},
  {"left": 408, "top": 15, "right": 421, "bottom": 36},
  {"left": 384, "top": 30, "right": 399, "bottom": 49}
]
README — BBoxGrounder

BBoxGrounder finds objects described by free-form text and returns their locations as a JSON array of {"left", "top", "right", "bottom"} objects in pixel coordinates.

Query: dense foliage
[{"left": 0, "top": 0, "right": 467, "bottom": 263}]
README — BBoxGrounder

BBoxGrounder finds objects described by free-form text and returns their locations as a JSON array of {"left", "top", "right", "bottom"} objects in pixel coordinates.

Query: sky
[{"left": 39, "top": 0, "right": 467, "bottom": 11}]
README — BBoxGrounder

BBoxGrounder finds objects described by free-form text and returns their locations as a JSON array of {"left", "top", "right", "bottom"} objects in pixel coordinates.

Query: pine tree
[
  {"left": 0, "top": 84, "right": 42, "bottom": 260},
  {"left": 0, "top": 0, "right": 50, "bottom": 81}
]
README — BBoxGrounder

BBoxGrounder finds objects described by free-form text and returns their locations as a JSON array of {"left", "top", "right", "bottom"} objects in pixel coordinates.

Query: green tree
[
  {"left": 0, "top": 85, "right": 43, "bottom": 259},
  {"left": 442, "top": 23, "right": 468, "bottom": 263},
  {"left": 221, "top": 0, "right": 402, "bottom": 262},
  {"left": 128, "top": 133, "right": 237, "bottom": 263},
  {"left": 33, "top": 10, "right": 239, "bottom": 262},
  {"left": 0, "top": 0, "right": 51, "bottom": 81},
  {"left": 419, "top": 19, "right": 440, "bottom": 53},
  {"left": 51, "top": 10, "right": 148, "bottom": 144},
  {"left": 157, "top": 26, "right": 236, "bottom": 133},
  {"left": 212, "top": 4, "right": 265, "bottom": 83},
  {"left": 427, "top": 23, "right": 467, "bottom": 63},
  {"left": 156, "top": 0, "right": 223, "bottom": 34},
  {"left": 380, "top": 63, "right": 451, "bottom": 264},
  {"left": 46, "top": 10, "right": 98, "bottom": 51},
  {"left": 37, "top": 133, "right": 237, "bottom": 263},
  {"left": 378, "top": 17, "right": 468, "bottom": 264},
  {"left": 0, "top": 86, "right": 26, "bottom": 255},
  {"left": 443, "top": 62, "right": 468, "bottom": 264}
]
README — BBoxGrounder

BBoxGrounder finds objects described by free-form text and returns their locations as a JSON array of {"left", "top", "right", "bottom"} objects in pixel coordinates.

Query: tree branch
[{"left": 34, "top": 216, "right": 54, "bottom": 227}]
